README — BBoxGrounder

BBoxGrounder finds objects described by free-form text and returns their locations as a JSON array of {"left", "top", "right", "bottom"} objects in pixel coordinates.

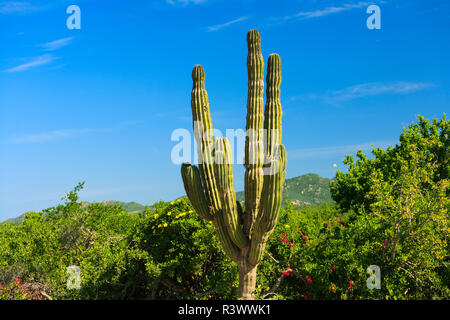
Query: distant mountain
[
  {"left": 4, "top": 213, "right": 26, "bottom": 224},
  {"left": 88, "top": 201, "right": 147, "bottom": 215},
  {"left": 3, "top": 174, "right": 334, "bottom": 224},
  {"left": 3, "top": 201, "right": 147, "bottom": 224},
  {"left": 236, "top": 173, "right": 334, "bottom": 207}
]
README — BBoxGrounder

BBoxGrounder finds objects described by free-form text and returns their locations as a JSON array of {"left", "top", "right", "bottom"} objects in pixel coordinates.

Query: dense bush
[
  {"left": 1, "top": 115, "right": 447, "bottom": 300},
  {"left": 330, "top": 114, "right": 448, "bottom": 212},
  {"left": 127, "top": 198, "right": 238, "bottom": 299},
  {"left": 0, "top": 182, "right": 140, "bottom": 299},
  {"left": 0, "top": 187, "right": 238, "bottom": 300}
]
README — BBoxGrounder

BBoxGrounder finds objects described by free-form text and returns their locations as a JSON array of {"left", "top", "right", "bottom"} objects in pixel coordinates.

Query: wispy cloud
[
  {"left": 26, "top": 185, "right": 155, "bottom": 202},
  {"left": 3, "top": 54, "right": 57, "bottom": 73},
  {"left": 8, "top": 128, "right": 99, "bottom": 144},
  {"left": 207, "top": 16, "right": 249, "bottom": 32},
  {"left": 0, "top": 1, "right": 36, "bottom": 14},
  {"left": 296, "top": 2, "right": 370, "bottom": 20},
  {"left": 324, "top": 81, "right": 435, "bottom": 103},
  {"left": 288, "top": 140, "right": 396, "bottom": 159},
  {"left": 41, "top": 37, "right": 74, "bottom": 51},
  {"left": 166, "top": 0, "right": 208, "bottom": 5},
  {"left": 5, "top": 37, "right": 73, "bottom": 73},
  {"left": 289, "top": 81, "right": 435, "bottom": 105},
  {"left": 272, "top": 1, "right": 372, "bottom": 24},
  {"left": 7, "top": 122, "right": 136, "bottom": 144}
]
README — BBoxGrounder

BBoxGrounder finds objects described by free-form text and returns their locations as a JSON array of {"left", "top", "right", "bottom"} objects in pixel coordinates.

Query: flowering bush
[{"left": 0, "top": 115, "right": 447, "bottom": 300}]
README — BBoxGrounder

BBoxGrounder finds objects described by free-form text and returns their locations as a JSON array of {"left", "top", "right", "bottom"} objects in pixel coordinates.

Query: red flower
[
  {"left": 15, "top": 278, "right": 22, "bottom": 285},
  {"left": 303, "top": 293, "right": 311, "bottom": 300},
  {"left": 381, "top": 239, "right": 389, "bottom": 253},
  {"left": 305, "top": 275, "right": 313, "bottom": 284},
  {"left": 330, "top": 284, "right": 336, "bottom": 293},
  {"left": 279, "top": 232, "right": 295, "bottom": 248},
  {"left": 283, "top": 267, "right": 293, "bottom": 276},
  {"left": 331, "top": 263, "right": 336, "bottom": 273},
  {"left": 348, "top": 280, "right": 353, "bottom": 292}
]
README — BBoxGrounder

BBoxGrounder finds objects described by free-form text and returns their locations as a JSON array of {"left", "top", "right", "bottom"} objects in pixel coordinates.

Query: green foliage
[
  {"left": 330, "top": 114, "right": 448, "bottom": 212},
  {"left": 320, "top": 113, "right": 450, "bottom": 299},
  {"left": 0, "top": 186, "right": 237, "bottom": 300},
  {"left": 255, "top": 192, "right": 448, "bottom": 300},
  {"left": 1, "top": 114, "right": 447, "bottom": 300},
  {"left": 0, "top": 182, "right": 140, "bottom": 299},
  {"left": 130, "top": 198, "right": 237, "bottom": 299}
]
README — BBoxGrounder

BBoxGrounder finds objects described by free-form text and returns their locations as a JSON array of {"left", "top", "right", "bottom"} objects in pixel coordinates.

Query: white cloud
[
  {"left": 7, "top": 122, "right": 135, "bottom": 144},
  {"left": 324, "top": 81, "right": 435, "bottom": 103},
  {"left": 3, "top": 54, "right": 56, "bottom": 72},
  {"left": 289, "top": 81, "right": 435, "bottom": 105},
  {"left": 166, "top": 0, "right": 208, "bottom": 5},
  {"left": 288, "top": 140, "right": 396, "bottom": 159},
  {"left": 25, "top": 185, "right": 154, "bottom": 202},
  {"left": 41, "top": 37, "right": 74, "bottom": 51},
  {"left": 294, "top": 2, "right": 370, "bottom": 20},
  {"left": 0, "top": 1, "right": 36, "bottom": 14},
  {"left": 207, "top": 16, "right": 249, "bottom": 32},
  {"left": 272, "top": 1, "right": 373, "bottom": 24},
  {"left": 8, "top": 128, "right": 95, "bottom": 144}
]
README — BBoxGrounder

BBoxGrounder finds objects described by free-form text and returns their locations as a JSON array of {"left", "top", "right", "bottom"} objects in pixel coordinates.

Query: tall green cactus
[{"left": 181, "top": 29, "right": 286, "bottom": 300}]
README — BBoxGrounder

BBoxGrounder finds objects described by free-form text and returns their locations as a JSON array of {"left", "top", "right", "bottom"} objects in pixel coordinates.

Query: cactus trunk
[
  {"left": 181, "top": 29, "right": 286, "bottom": 300},
  {"left": 237, "top": 248, "right": 257, "bottom": 300}
]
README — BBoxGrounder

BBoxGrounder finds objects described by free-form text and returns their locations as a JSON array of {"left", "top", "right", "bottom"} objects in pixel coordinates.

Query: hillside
[
  {"left": 3, "top": 174, "right": 334, "bottom": 223},
  {"left": 4, "top": 213, "right": 26, "bottom": 224},
  {"left": 3, "top": 201, "right": 147, "bottom": 224},
  {"left": 236, "top": 173, "right": 334, "bottom": 207},
  {"left": 89, "top": 201, "right": 146, "bottom": 215}
]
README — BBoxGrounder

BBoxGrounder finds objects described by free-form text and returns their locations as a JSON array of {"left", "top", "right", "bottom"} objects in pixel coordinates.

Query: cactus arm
[
  {"left": 264, "top": 54, "right": 282, "bottom": 157},
  {"left": 191, "top": 65, "right": 222, "bottom": 213},
  {"left": 181, "top": 154, "right": 240, "bottom": 261},
  {"left": 189, "top": 67, "right": 241, "bottom": 261},
  {"left": 249, "top": 145, "right": 286, "bottom": 265},
  {"left": 212, "top": 212, "right": 240, "bottom": 262},
  {"left": 181, "top": 163, "right": 212, "bottom": 221},
  {"left": 243, "top": 30, "right": 265, "bottom": 237},
  {"left": 248, "top": 53, "right": 285, "bottom": 266},
  {"left": 213, "top": 138, "right": 249, "bottom": 248}
]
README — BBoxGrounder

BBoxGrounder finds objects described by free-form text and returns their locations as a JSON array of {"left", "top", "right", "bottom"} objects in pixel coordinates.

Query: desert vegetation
[{"left": 1, "top": 114, "right": 447, "bottom": 300}]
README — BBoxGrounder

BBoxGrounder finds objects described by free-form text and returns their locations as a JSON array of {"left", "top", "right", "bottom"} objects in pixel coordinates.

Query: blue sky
[{"left": 0, "top": 0, "right": 449, "bottom": 220}]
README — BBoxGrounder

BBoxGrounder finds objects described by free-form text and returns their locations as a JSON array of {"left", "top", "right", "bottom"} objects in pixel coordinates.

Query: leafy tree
[
  {"left": 129, "top": 199, "right": 237, "bottom": 299},
  {"left": 330, "top": 114, "right": 448, "bottom": 212},
  {"left": 2, "top": 112, "right": 448, "bottom": 301}
]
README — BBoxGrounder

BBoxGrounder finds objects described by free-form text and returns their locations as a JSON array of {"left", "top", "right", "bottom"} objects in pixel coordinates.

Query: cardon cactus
[{"left": 181, "top": 29, "right": 286, "bottom": 300}]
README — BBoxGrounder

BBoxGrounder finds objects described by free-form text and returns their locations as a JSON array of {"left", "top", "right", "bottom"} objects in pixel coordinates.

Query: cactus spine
[{"left": 181, "top": 30, "right": 286, "bottom": 300}]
